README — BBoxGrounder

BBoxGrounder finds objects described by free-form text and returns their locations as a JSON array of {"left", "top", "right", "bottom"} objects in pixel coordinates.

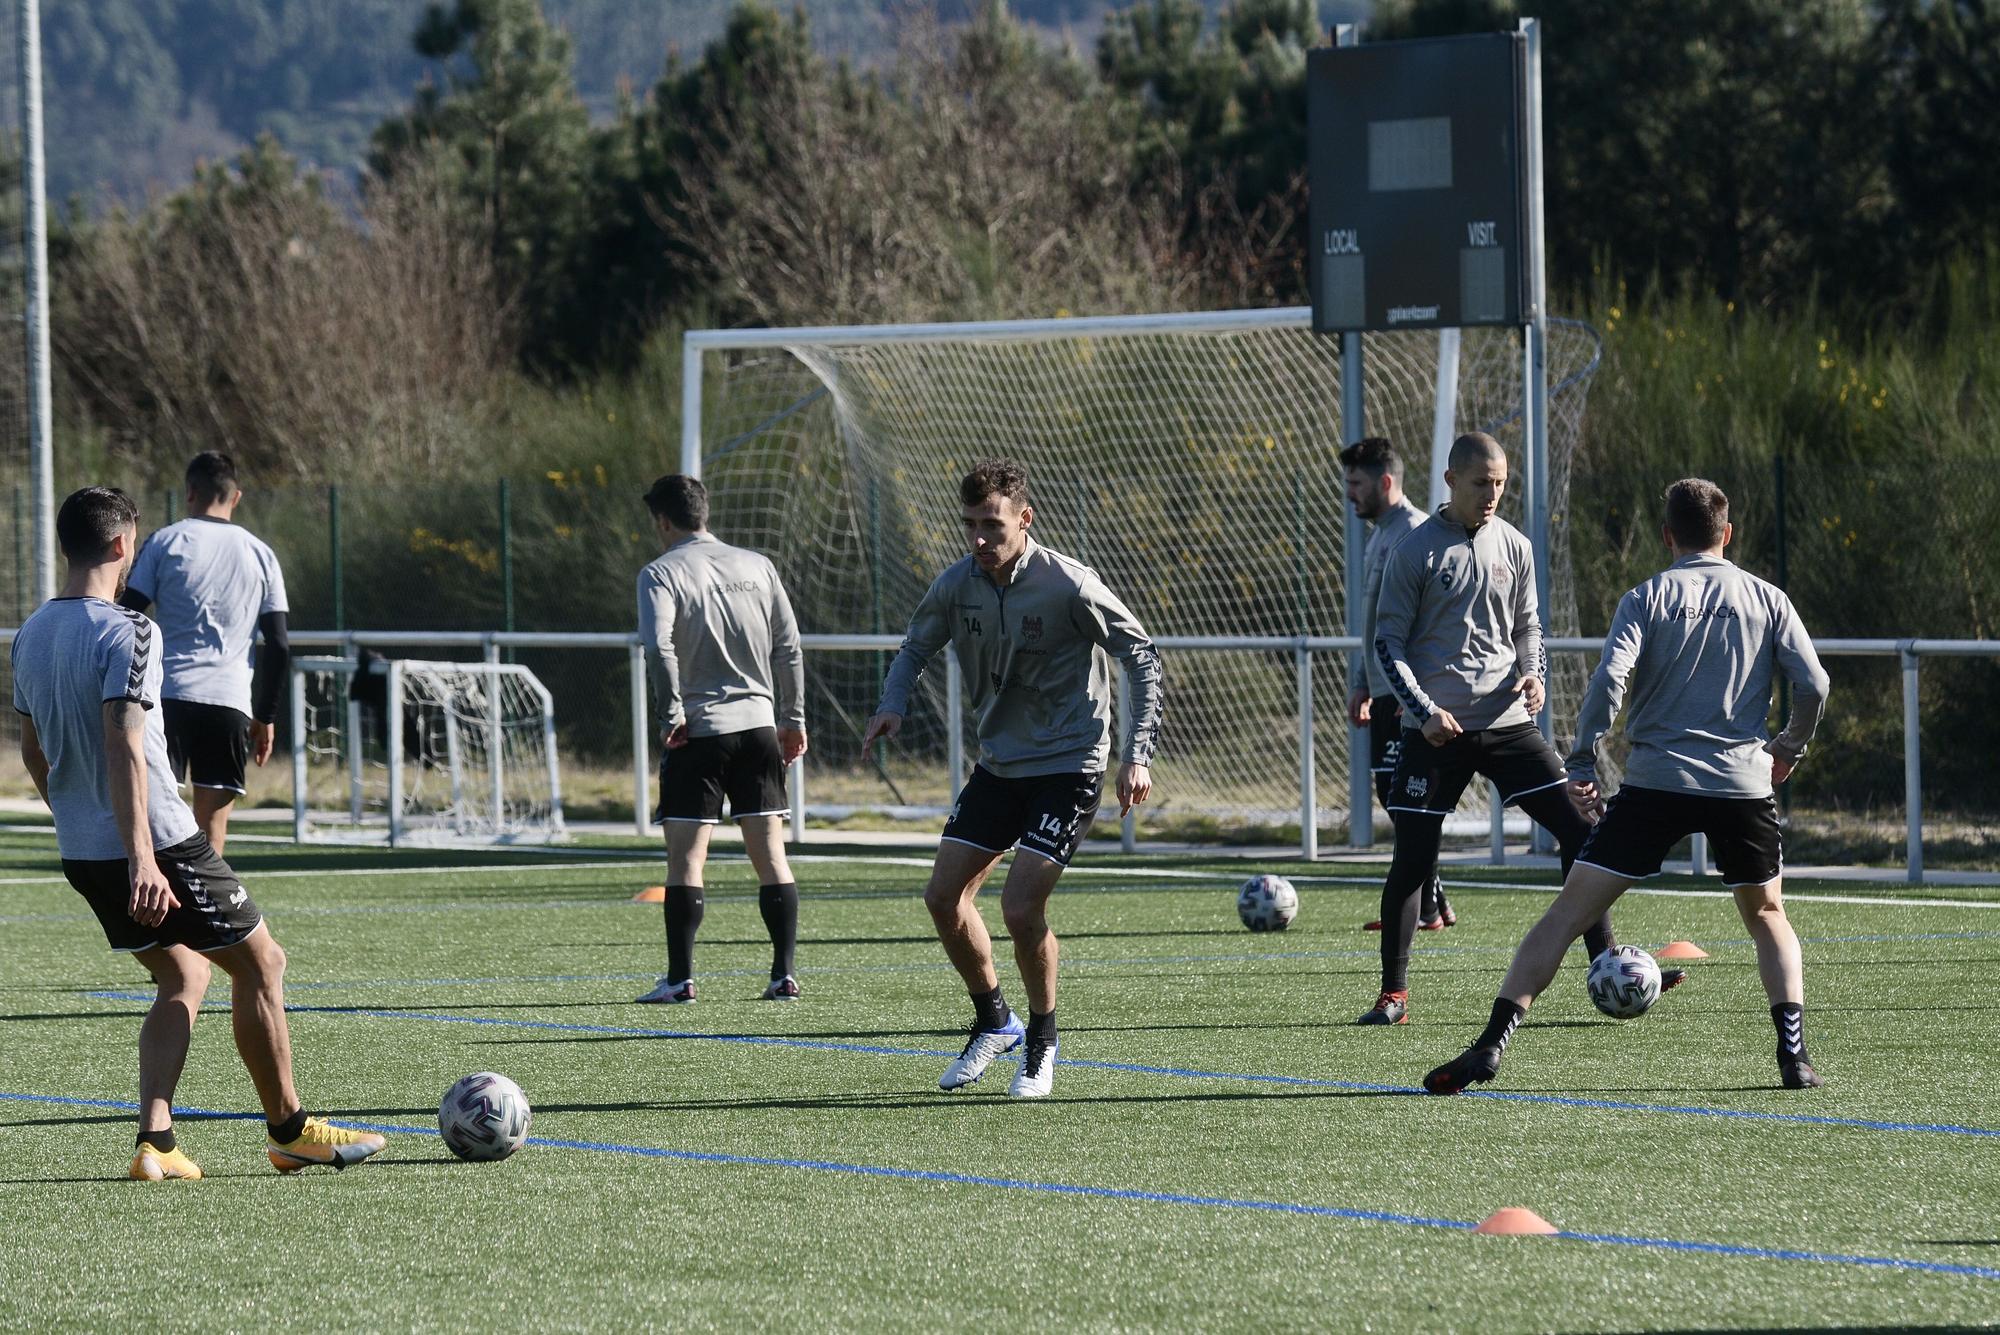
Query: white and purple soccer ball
[
  {"left": 1237, "top": 875, "right": 1300, "bottom": 932},
  {"left": 439, "top": 1072, "right": 532, "bottom": 1162},
  {"left": 1587, "top": 945, "right": 1663, "bottom": 1019}
]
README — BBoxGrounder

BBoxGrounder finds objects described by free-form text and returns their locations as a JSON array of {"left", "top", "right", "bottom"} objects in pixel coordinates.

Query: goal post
[
  {"left": 680, "top": 306, "right": 1600, "bottom": 845},
  {"left": 291, "top": 656, "right": 566, "bottom": 845}
]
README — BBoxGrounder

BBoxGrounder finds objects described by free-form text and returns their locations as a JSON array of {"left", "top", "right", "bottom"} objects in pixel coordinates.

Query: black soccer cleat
[
  {"left": 1423, "top": 1044, "right": 1502, "bottom": 1095},
  {"left": 1779, "top": 1052, "right": 1824, "bottom": 1089},
  {"left": 1356, "top": 990, "right": 1409, "bottom": 1026},
  {"left": 1660, "top": 967, "right": 1688, "bottom": 995},
  {"left": 1434, "top": 889, "right": 1458, "bottom": 927}
]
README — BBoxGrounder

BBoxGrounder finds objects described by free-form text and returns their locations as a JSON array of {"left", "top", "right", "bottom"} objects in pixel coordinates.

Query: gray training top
[
  {"left": 12, "top": 597, "right": 199, "bottom": 861},
  {"left": 876, "top": 538, "right": 1163, "bottom": 778},
  {"left": 126, "top": 516, "right": 288, "bottom": 716},
  {"left": 1348, "top": 495, "right": 1428, "bottom": 699},
  {"left": 637, "top": 532, "right": 804, "bottom": 737},
  {"left": 1374, "top": 509, "right": 1544, "bottom": 733},
  {"left": 1567, "top": 553, "right": 1830, "bottom": 798}
]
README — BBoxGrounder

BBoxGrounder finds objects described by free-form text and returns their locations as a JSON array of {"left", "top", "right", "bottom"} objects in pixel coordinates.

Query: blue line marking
[
  {"left": 73, "top": 994, "right": 2000, "bottom": 1140},
  {"left": 2, "top": 1088, "right": 1995, "bottom": 1283}
]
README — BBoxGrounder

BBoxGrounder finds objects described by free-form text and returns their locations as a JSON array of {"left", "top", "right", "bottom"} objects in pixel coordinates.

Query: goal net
[
  {"left": 290, "top": 656, "right": 566, "bottom": 844},
  {"left": 687, "top": 309, "right": 1600, "bottom": 836}
]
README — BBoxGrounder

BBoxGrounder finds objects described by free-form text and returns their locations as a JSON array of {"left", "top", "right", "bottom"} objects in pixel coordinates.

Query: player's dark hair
[
  {"left": 642, "top": 474, "right": 708, "bottom": 530},
  {"left": 1447, "top": 432, "right": 1505, "bottom": 472},
  {"left": 960, "top": 458, "right": 1029, "bottom": 509},
  {"left": 1338, "top": 437, "right": 1401, "bottom": 479},
  {"left": 56, "top": 486, "right": 140, "bottom": 563},
  {"left": 185, "top": 451, "right": 238, "bottom": 505},
  {"left": 1664, "top": 477, "right": 1729, "bottom": 549}
]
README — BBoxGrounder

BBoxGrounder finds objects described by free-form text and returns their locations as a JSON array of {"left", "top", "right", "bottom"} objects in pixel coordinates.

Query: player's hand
[
  {"left": 127, "top": 856, "right": 180, "bottom": 928},
  {"left": 1117, "top": 762, "right": 1153, "bottom": 816},
  {"left": 1347, "top": 689, "right": 1372, "bottom": 727},
  {"left": 860, "top": 712, "right": 902, "bottom": 759},
  {"left": 1567, "top": 778, "right": 1604, "bottom": 824},
  {"left": 1512, "top": 675, "right": 1546, "bottom": 714},
  {"left": 663, "top": 722, "right": 690, "bottom": 750},
  {"left": 249, "top": 720, "right": 274, "bottom": 767},
  {"left": 778, "top": 727, "right": 808, "bottom": 764},
  {"left": 1420, "top": 709, "right": 1462, "bottom": 747},
  {"left": 1767, "top": 746, "right": 1797, "bottom": 784}
]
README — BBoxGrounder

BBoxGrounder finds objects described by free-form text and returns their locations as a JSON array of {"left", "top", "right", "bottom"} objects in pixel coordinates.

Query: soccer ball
[
  {"left": 1237, "top": 875, "right": 1299, "bottom": 932},
  {"left": 439, "top": 1072, "right": 532, "bottom": 1162},
  {"left": 1587, "top": 945, "right": 1662, "bottom": 1019}
]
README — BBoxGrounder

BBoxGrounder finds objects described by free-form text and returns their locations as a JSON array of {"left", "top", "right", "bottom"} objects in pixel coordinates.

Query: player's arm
[
  {"left": 1348, "top": 528, "right": 1385, "bottom": 725},
  {"left": 1508, "top": 537, "right": 1548, "bottom": 715},
  {"left": 18, "top": 715, "right": 49, "bottom": 805},
  {"left": 98, "top": 629, "right": 176, "bottom": 927},
  {"left": 248, "top": 610, "right": 289, "bottom": 766},
  {"left": 767, "top": 568, "right": 808, "bottom": 764},
  {"left": 119, "top": 533, "right": 158, "bottom": 615},
  {"left": 636, "top": 570, "right": 686, "bottom": 748},
  {"left": 1564, "top": 592, "right": 1645, "bottom": 819},
  {"left": 1071, "top": 572, "right": 1163, "bottom": 814},
  {"left": 863, "top": 573, "right": 953, "bottom": 758},
  {"left": 1765, "top": 597, "right": 1830, "bottom": 783},
  {"left": 1373, "top": 542, "right": 1450, "bottom": 740}
]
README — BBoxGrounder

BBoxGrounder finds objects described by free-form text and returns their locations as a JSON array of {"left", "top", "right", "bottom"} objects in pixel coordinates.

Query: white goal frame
[{"left": 289, "top": 655, "right": 566, "bottom": 846}]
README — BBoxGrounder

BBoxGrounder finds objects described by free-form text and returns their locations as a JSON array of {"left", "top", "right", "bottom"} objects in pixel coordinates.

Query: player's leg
[
  {"left": 931, "top": 767, "right": 1030, "bottom": 1090},
  {"left": 1713, "top": 796, "right": 1818, "bottom": 1087},
  {"left": 1425, "top": 786, "right": 1679, "bottom": 1094},
  {"left": 1489, "top": 725, "right": 1623, "bottom": 963},
  {"left": 153, "top": 834, "right": 385, "bottom": 1170},
  {"left": 190, "top": 788, "right": 235, "bottom": 854},
  {"left": 129, "top": 943, "right": 211, "bottom": 1180},
  {"left": 1364, "top": 734, "right": 1474, "bottom": 1024},
  {"left": 1362, "top": 700, "right": 1451, "bottom": 931},
  {"left": 185, "top": 704, "right": 252, "bottom": 855},
  {"left": 638, "top": 738, "right": 722, "bottom": 1003},
  {"left": 995, "top": 772, "right": 1100, "bottom": 1097},
  {"left": 729, "top": 728, "right": 802, "bottom": 999}
]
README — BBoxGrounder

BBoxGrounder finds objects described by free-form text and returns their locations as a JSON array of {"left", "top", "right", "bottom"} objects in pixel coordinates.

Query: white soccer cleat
[
  {"left": 1009, "top": 1036, "right": 1058, "bottom": 1099},
  {"left": 635, "top": 978, "right": 696, "bottom": 1004},
  {"left": 938, "top": 1012, "right": 1026, "bottom": 1090},
  {"left": 760, "top": 975, "right": 801, "bottom": 1001}
]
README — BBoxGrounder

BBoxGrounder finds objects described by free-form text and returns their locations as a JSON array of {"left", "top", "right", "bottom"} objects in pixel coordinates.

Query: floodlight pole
[
  {"left": 1335, "top": 22, "right": 1370, "bottom": 857},
  {"left": 1520, "top": 17, "right": 1555, "bottom": 856},
  {"left": 19, "top": 0, "right": 54, "bottom": 605}
]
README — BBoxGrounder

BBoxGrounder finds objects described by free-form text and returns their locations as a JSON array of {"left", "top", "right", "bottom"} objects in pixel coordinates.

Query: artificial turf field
[{"left": 1, "top": 825, "right": 1997, "bottom": 1332}]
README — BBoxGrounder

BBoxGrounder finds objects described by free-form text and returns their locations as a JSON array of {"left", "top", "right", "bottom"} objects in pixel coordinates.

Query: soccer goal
[
  {"left": 680, "top": 307, "right": 1600, "bottom": 838},
  {"left": 290, "top": 656, "right": 566, "bottom": 845}
]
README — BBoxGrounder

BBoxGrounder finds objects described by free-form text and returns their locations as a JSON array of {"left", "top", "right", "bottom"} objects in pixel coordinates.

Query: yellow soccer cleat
[
  {"left": 267, "top": 1117, "right": 388, "bottom": 1173},
  {"left": 130, "top": 1141, "right": 203, "bottom": 1181}
]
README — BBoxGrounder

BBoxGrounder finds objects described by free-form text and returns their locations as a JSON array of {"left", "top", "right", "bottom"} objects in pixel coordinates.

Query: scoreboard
[{"left": 1307, "top": 33, "right": 1533, "bottom": 334}]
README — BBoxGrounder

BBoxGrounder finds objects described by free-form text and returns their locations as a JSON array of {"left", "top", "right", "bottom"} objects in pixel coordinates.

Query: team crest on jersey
[
  {"left": 1406, "top": 775, "right": 1429, "bottom": 799},
  {"left": 1438, "top": 569, "right": 1455, "bottom": 590},
  {"left": 1490, "top": 562, "right": 1511, "bottom": 590},
  {"left": 1021, "top": 615, "right": 1043, "bottom": 642}
]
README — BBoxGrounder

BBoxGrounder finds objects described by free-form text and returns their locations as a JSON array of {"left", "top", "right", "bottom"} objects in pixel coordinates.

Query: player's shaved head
[
  {"left": 185, "top": 451, "right": 239, "bottom": 505},
  {"left": 1447, "top": 432, "right": 1506, "bottom": 473},
  {"left": 1664, "top": 477, "right": 1729, "bottom": 549}
]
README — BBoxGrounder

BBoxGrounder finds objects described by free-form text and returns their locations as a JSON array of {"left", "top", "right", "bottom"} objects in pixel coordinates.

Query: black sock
[
  {"left": 665, "top": 885, "right": 704, "bottom": 983},
  {"left": 1772, "top": 1002, "right": 1806, "bottom": 1057},
  {"left": 136, "top": 1125, "right": 176, "bottom": 1152},
  {"left": 971, "top": 985, "right": 1009, "bottom": 1030},
  {"left": 1476, "top": 998, "right": 1526, "bottom": 1052},
  {"left": 1581, "top": 915, "right": 1616, "bottom": 961},
  {"left": 1027, "top": 1009, "right": 1057, "bottom": 1042},
  {"left": 758, "top": 882, "right": 799, "bottom": 980},
  {"left": 268, "top": 1109, "right": 308, "bottom": 1143}
]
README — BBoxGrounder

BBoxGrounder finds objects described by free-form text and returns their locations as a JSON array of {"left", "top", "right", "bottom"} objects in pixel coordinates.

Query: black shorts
[
  {"left": 1577, "top": 785, "right": 1784, "bottom": 886},
  {"left": 659, "top": 727, "right": 789, "bottom": 824},
  {"left": 62, "top": 832, "right": 262, "bottom": 954},
  {"left": 162, "top": 699, "right": 251, "bottom": 796},
  {"left": 941, "top": 766, "right": 1103, "bottom": 868},
  {"left": 1386, "top": 721, "right": 1568, "bottom": 818},
  {"left": 1368, "top": 696, "right": 1407, "bottom": 775}
]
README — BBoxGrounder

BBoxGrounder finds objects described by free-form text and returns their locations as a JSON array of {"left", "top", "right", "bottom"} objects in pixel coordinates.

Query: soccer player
[
  {"left": 1425, "top": 479, "right": 1830, "bottom": 1093},
  {"left": 1341, "top": 436, "right": 1454, "bottom": 932},
  {"left": 118, "top": 451, "right": 289, "bottom": 856},
  {"left": 862, "top": 458, "right": 1163, "bottom": 1099},
  {"left": 16, "top": 487, "right": 385, "bottom": 1180},
  {"left": 1361, "top": 432, "right": 1679, "bottom": 1026},
  {"left": 632, "top": 474, "right": 808, "bottom": 1004}
]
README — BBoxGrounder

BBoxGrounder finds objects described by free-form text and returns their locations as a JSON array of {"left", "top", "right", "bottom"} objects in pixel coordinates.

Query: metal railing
[{"left": 0, "top": 626, "right": 1986, "bottom": 881}]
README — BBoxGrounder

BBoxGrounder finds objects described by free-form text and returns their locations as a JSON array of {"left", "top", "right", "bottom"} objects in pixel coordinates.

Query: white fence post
[
  {"left": 1903, "top": 645, "right": 1923, "bottom": 884},
  {"left": 1297, "top": 641, "right": 1317, "bottom": 860},
  {"left": 385, "top": 659, "right": 404, "bottom": 848},
  {"left": 629, "top": 642, "right": 650, "bottom": 838}
]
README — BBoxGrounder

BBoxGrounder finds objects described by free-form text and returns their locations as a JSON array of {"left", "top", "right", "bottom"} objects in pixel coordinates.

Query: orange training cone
[
  {"left": 632, "top": 885, "right": 666, "bottom": 904},
  {"left": 1473, "top": 1207, "right": 1559, "bottom": 1236},
  {"left": 1656, "top": 940, "right": 1709, "bottom": 960}
]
